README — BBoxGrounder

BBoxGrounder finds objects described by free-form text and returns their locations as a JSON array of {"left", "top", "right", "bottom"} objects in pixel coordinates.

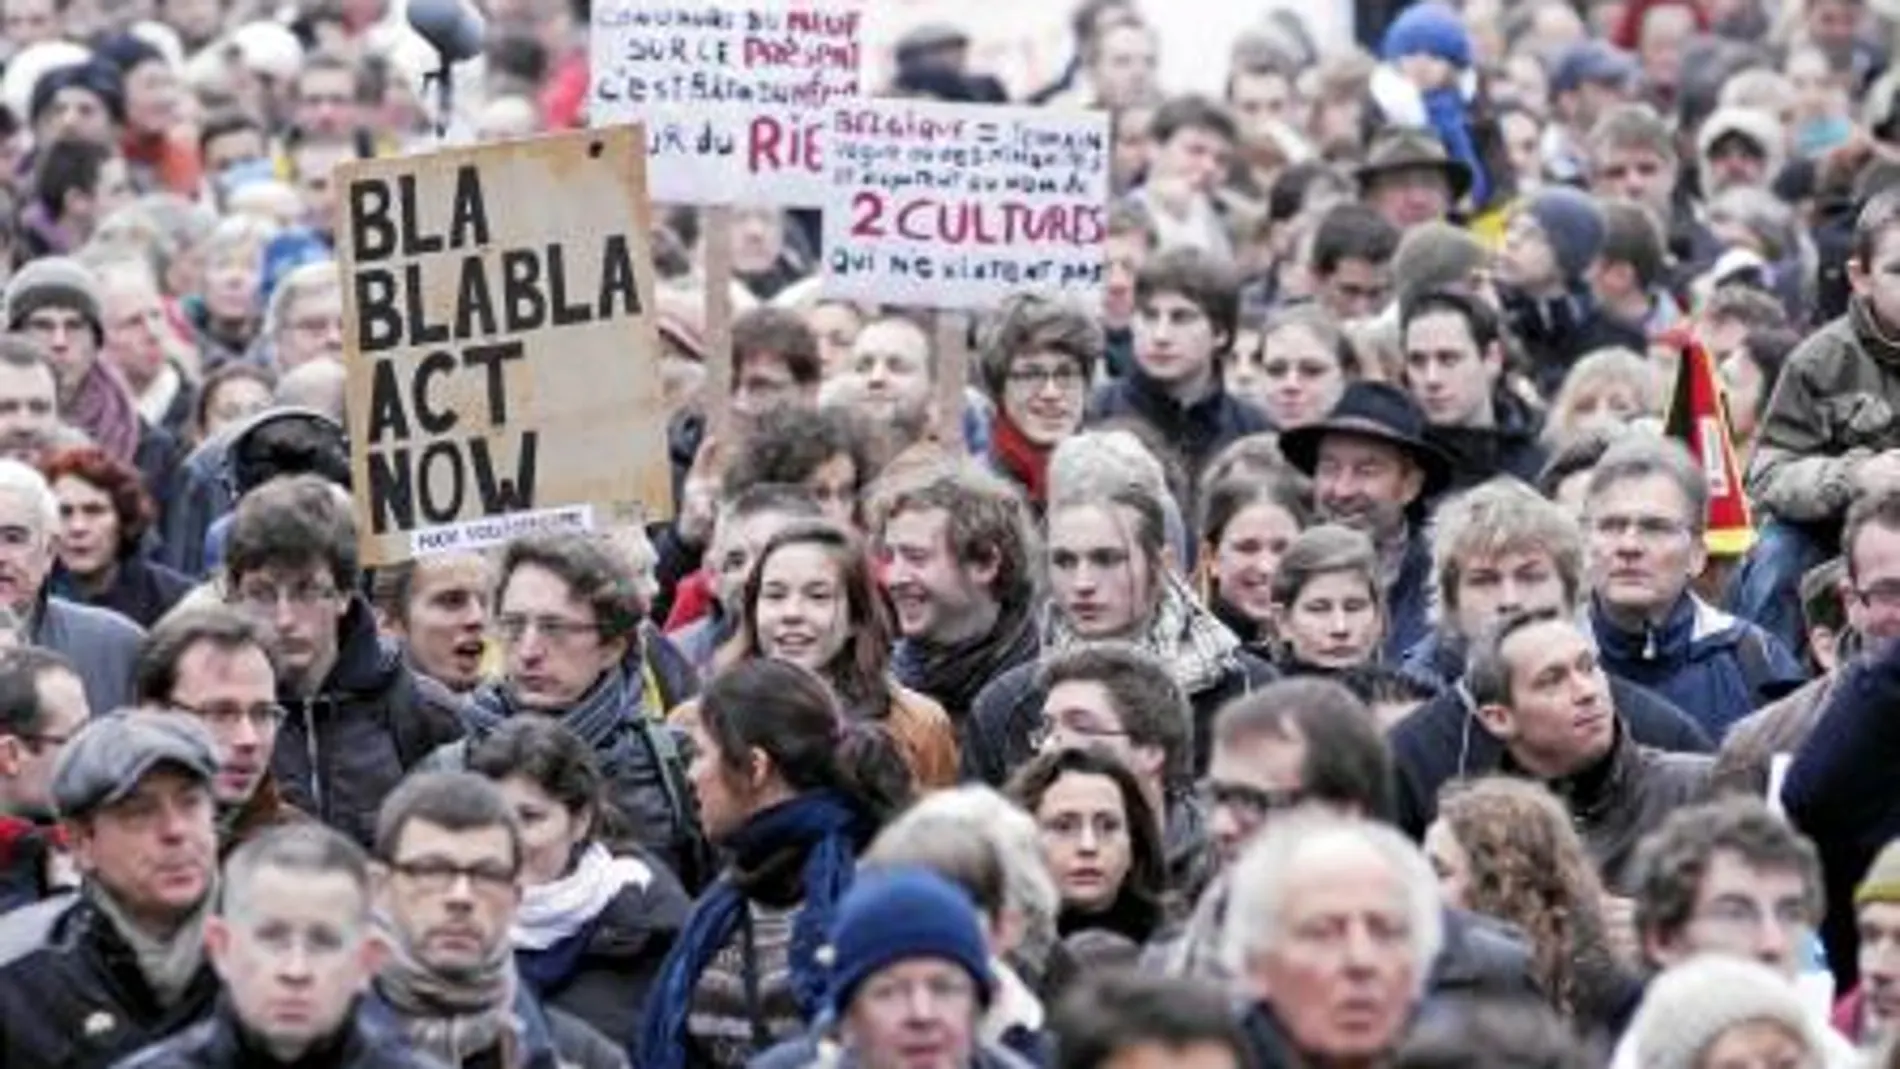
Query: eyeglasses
[
  {"left": 1692, "top": 897, "right": 1815, "bottom": 938},
  {"left": 1858, "top": 581, "right": 1900, "bottom": 610},
  {"left": 1197, "top": 780, "right": 1307, "bottom": 820},
  {"left": 1004, "top": 365, "right": 1085, "bottom": 391},
  {"left": 387, "top": 857, "right": 517, "bottom": 895},
  {"left": 1586, "top": 514, "right": 1690, "bottom": 543},
  {"left": 171, "top": 700, "right": 286, "bottom": 731},
  {"left": 1028, "top": 717, "right": 1129, "bottom": 752},
  {"left": 490, "top": 614, "right": 601, "bottom": 645},
  {"left": 232, "top": 581, "right": 341, "bottom": 612}
]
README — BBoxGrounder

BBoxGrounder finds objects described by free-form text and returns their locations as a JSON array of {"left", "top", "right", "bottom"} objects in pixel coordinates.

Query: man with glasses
[
  {"left": 365, "top": 771, "right": 627, "bottom": 1068},
  {"left": 0, "top": 646, "right": 87, "bottom": 910},
  {"left": 224, "top": 475, "right": 465, "bottom": 847},
  {"left": 134, "top": 606, "right": 305, "bottom": 856},
  {"left": 113, "top": 823, "right": 440, "bottom": 1068},
  {"left": 1031, "top": 644, "right": 1207, "bottom": 900},
  {"left": 1584, "top": 433, "right": 1804, "bottom": 737},
  {"left": 1622, "top": 797, "right": 1854, "bottom": 1067}
]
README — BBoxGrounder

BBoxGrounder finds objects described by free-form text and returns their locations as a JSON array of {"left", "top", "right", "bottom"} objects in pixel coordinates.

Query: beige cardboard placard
[{"left": 338, "top": 124, "right": 673, "bottom": 566}]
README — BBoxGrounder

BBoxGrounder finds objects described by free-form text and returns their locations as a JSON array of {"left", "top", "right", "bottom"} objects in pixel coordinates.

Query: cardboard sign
[
  {"left": 337, "top": 125, "right": 673, "bottom": 566},
  {"left": 820, "top": 100, "right": 1110, "bottom": 310},
  {"left": 589, "top": 1, "right": 862, "bottom": 206}
]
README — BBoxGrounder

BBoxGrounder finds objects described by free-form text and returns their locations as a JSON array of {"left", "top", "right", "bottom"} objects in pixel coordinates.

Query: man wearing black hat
[
  {"left": 0, "top": 711, "right": 223, "bottom": 1067},
  {"left": 1279, "top": 382, "right": 1450, "bottom": 663}
]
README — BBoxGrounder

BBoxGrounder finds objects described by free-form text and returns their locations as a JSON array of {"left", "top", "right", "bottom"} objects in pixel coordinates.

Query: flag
[{"left": 1663, "top": 339, "right": 1755, "bottom": 556}]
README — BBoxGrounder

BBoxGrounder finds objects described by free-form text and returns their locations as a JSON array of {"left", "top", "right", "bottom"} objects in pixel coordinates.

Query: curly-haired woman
[
  {"left": 1426, "top": 777, "right": 1643, "bottom": 1040},
  {"left": 43, "top": 445, "right": 194, "bottom": 627}
]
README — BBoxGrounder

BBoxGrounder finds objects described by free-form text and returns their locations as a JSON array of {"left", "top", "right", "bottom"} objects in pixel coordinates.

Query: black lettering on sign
[
  {"left": 599, "top": 235, "right": 641, "bottom": 316},
  {"left": 354, "top": 269, "right": 401, "bottom": 353},
  {"left": 348, "top": 166, "right": 492, "bottom": 264},
  {"left": 366, "top": 433, "right": 541, "bottom": 534},
  {"left": 413, "top": 350, "right": 458, "bottom": 434},
  {"left": 366, "top": 357, "right": 408, "bottom": 443},
  {"left": 455, "top": 255, "right": 498, "bottom": 338},
  {"left": 349, "top": 179, "right": 395, "bottom": 262}
]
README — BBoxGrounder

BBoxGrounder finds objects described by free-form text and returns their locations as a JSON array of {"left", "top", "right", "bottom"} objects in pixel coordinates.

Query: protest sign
[
  {"left": 820, "top": 100, "right": 1111, "bottom": 311},
  {"left": 337, "top": 125, "right": 673, "bottom": 567},
  {"left": 589, "top": 1, "right": 862, "bottom": 206}
]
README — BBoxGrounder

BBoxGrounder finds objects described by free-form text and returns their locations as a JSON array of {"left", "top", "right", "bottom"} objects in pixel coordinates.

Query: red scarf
[{"left": 990, "top": 416, "right": 1051, "bottom": 505}]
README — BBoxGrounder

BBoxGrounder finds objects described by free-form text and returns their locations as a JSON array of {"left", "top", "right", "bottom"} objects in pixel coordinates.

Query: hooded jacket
[
  {"left": 1588, "top": 594, "right": 1806, "bottom": 739},
  {"left": 269, "top": 596, "right": 468, "bottom": 847},
  {"left": 1697, "top": 107, "right": 1788, "bottom": 195},
  {"left": 1747, "top": 298, "right": 1900, "bottom": 522}
]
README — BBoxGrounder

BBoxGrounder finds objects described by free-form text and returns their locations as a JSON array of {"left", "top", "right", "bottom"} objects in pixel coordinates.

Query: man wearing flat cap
[{"left": 0, "top": 710, "right": 222, "bottom": 1067}]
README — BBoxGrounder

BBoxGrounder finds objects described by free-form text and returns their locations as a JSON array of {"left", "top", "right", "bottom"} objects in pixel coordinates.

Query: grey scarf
[
  {"left": 89, "top": 880, "right": 214, "bottom": 1007},
  {"left": 376, "top": 921, "right": 521, "bottom": 1067}
]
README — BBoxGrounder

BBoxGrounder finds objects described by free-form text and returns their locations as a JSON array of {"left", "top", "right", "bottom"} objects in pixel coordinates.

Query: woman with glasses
[
  {"left": 1426, "top": 777, "right": 1640, "bottom": 1042},
  {"left": 640, "top": 658, "right": 911, "bottom": 1069},
  {"left": 1267, "top": 524, "right": 1388, "bottom": 677},
  {"left": 41, "top": 446, "right": 194, "bottom": 628},
  {"left": 1223, "top": 307, "right": 1358, "bottom": 432},
  {"left": 977, "top": 294, "right": 1103, "bottom": 511},
  {"left": 1006, "top": 746, "right": 1167, "bottom": 960},
  {"left": 467, "top": 717, "right": 689, "bottom": 1052},
  {"left": 679, "top": 521, "right": 958, "bottom": 789},
  {"left": 429, "top": 531, "right": 709, "bottom": 890}
]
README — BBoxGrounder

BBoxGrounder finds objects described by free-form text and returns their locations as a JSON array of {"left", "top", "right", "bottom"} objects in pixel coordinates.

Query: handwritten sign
[
  {"left": 821, "top": 100, "right": 1110, "bottom": 310},
  {"left": 337, "top": 126, "right": 673, "bottom": 566},
  {"left": 589, "top": 1, "right": 862, "bottom": 206}
]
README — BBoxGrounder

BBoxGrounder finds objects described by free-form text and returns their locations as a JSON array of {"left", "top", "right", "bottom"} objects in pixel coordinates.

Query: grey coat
[{"left": 35, "top": 595, "right": 144, "bottom": 714}]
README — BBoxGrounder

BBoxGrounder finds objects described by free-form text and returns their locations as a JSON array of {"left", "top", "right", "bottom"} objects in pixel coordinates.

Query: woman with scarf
[
  {"left": 640, "top": 657, "right": 912, "bottom": 1069},
  {"left": 965, "top": 471, "right": 1275, "bottom": 786},
  {"left": 42, "top": 446, "right": 193, "bottom": 627},
  {"left": 1265, "top": 525, "right": 1388, "bottom": 678},
  {"left": 427, "top": 532, "right": 708, "bottom": 892},
  {"left": 977, "top": 294, "right": 1102, "bottom": 512},
  {"left": 676, "top": 521, "right": 959, "bottom": 789},
  {"left": 468, "top": 717, "right": 689, "bottom": 1052}
]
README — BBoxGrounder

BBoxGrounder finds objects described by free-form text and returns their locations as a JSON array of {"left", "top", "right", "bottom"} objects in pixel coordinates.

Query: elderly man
[
  {"left": 0, "top": 712, "right": 223, "bottom": 1067},
  {"left": 1223, "top": 813, "right": 1441, "bottom": 1068}
]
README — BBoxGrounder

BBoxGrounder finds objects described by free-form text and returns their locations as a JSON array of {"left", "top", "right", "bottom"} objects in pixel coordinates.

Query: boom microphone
[{"left": 407, "top": 0, "right": 486, "bottom": 63}]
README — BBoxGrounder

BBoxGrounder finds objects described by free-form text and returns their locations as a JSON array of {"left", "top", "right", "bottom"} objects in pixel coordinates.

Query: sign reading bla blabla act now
[
  {"left": 820, "top": 99, "right": 1111, "bottom": 311},
  {"left": 588, "top": 0, "right": 863, "bottom": 206}
]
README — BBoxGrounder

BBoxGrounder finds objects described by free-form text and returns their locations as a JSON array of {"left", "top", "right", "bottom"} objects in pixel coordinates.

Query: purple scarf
[{"left": 68, "top": 360, "right": 140, "bottom": 464}]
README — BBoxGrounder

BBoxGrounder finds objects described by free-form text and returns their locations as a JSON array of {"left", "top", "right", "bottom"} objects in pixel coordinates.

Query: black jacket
[
  {"left": 363, "top": 984, "right": 626, "bottom": 1069},
  {"left": 270, "top": 596, "right": 468, "bottom": 846},
  {"left": 1086, "top": 370, "right": 1271, "bottom": 483},
  {"left": 516, "top": 864, "right": 690, "bottom": 1050},
  {"left": 0, "top": 892, "right": 220, "bottom": 1068},
  {"left": 1390, "top": 665, "right": 1713, "bottom": 838},
  {"left": 111, "top": 995, "right": 448, "bottom": 1068},
  {"left": 1501, "top": 290, "right": 1650, "bottom": 399},
  {"left": 50, "top": 557, "right": 195, "bottom": 630},
  {"left": 1425, "top": 390, "right": 1549, "bottom": 495}
]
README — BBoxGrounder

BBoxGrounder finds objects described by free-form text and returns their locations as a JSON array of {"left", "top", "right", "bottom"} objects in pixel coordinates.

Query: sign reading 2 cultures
[
  {"left": 821, "top": 100, "right": 1110, "bottom": 310},
  {"left": 337, "top": 125, "right": 674, "bottom": 567}
]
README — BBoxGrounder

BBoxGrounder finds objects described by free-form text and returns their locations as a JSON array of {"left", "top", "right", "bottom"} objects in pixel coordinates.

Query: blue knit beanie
[
  {"left": 1381, "top": 3, "right": 1472, "bottom": 69},
  {"left": 824, "top": 868, "right": 994, "bottom": 1018},
  {"left": 1523, "top": 186, "right": 1607, "bottom": 285}
]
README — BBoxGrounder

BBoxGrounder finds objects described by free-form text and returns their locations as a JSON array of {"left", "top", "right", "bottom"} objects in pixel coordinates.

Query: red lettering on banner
[
  {"left": 747, "top": 116, "right": 823, "bottom": 176},
  {"left": 875, "top": 198, "right": 1105, "bottom": 246}
]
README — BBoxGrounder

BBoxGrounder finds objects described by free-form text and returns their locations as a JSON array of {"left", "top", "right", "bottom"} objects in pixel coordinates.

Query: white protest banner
[
  {"left": 337, "top": 125, "right": 674, "bottom": 567},
  {"left": 820, "top": 100, "right": 1110, "bottom": 311},
  {"left": 589, "top": 1, "right": 862, "bottom": 206}
]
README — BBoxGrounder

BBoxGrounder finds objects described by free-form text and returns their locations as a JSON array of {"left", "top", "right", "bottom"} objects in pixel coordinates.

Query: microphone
[{"left": 406, "top": 0, "right": 485, "bottom": 63}]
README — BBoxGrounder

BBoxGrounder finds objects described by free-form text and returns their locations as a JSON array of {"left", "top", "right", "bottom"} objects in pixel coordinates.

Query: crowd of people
[{"left": 6, "top": 0, "right": 1900, "bottom": 1066}]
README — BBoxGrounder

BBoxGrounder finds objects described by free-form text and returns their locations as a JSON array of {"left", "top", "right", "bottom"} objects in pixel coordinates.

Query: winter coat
[
  {"left": 1086, "top": 369, "right": 1272, "bottom": 485},
  {"left": 110, "top": 994, "right": 448, "bottom": 1068},
  {"left": 50, "top": 557, "right": 195, "bottom": 630},
  {"left": 1384, "top": 528, "right": 1436, "bottom": 665},
  {"left": 34, "top": 592, "right": 145, "bottom": 715},
  {"left": 1709, "top": 673, "right": 1839, "bottom": 798},
  {"left": 1501, "top": 289, "right": 1650, "bottom": 399},
  {"left": 1389, "top": 664, "right": 1712, "bottom": 838},
  {"left": 1589, "top": 594, "right": 1806, "bottom": 739},
  {"left": 515, "top": 862, "right": 690, "bottom": 1050},
  {"left": 1425, "top": 389, "right": 1549, "bottom": 494},
  {"left": 362, "top": 983, "right": 627, "bottom": 1069},
  {"left": 1748, "top": 298, "right": 1900, "bottom": 523},
  {"left": 0, "top": 891, "right": 220, "bottom": 1068},
  {"left": 270, "top": 597, "right": 468, "bottom": 847}
]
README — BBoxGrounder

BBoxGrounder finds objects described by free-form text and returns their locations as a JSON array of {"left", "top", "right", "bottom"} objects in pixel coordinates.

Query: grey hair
[
  {"left": 200, "top": 212, "right": 280, "bottom": 264},
  {"left": 893, "top": 784, "right": 1061, "bottom": 975},
  {"left": 1048, "top": 429, "right": 1188, "bottom": 563},
  {"left": 1706, "top": 186, "right": 1806, "bottom": 266},
  {"left": 1221, "top": 811, "right": 1444, "bottom": 993},
  {"left": 1583, "top": 431, "right": 1709, "bottom": 535},
  {"left": 0, "top": 460, "right": 60, "bottom": 538},
  {"left": 266, "top": 261, "right": 340, "bottom": 342}
]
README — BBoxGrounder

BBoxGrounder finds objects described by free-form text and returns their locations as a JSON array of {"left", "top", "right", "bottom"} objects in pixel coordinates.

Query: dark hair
[
  {"left": 697, "top": 658, "right": 913, "bottom": 828},
  {"left": 1536, "top": 426, "right": 1620, "bottom": 498},
  {"left": 1311, "top": 203, "right": 1400, "bottom": 276},
  {"left": 1599, "top": 200, "right": 1667, "bottom": 290},
  {"left": 467, "top": 718, "right": 626, "bottom": 846},
  {"left": 1007, "top": 746, "right": 1167, "bottom": 940},
  {"left": 484, "top": 33, "right": 549, "bottom": 85},
  {"left": 719, "top": 481, "right": 823, "bottom": 521},
  {"left": 1738, "top": 327, "right": 1799, "bottom": 422},
  {"left": 224, "top": 473, "right": 359, "bottom": 591},
  {"left": 1148, "top": 94, "right": 1238, "bottom": 148},
  {"left": 872, "top": 463, "right": 1039, "bottom": 615},
  {"left": 0, "top": 646, "right": 79, "bottom": 737},
  {"left": 1213, "top": 679, "right": 1394, "bottom": 819},
  {"left": 1799, "top": 557, "right": 1846, "bottom": 637},
  {"left": 1845, "top": 487, "right": 1900, "bottom": 583},
  {"left": 1338, "top": 662, "right": 1439, "bottom": 709},
  {"left": 977, "top": 294, "right": 1104, "bottom": 402},
  {"left": 135, "top": 605, "right": 281, "bottom": 705},
  {"left": 864, "top": 817, "right": 1008, "bottom": 921},
  {"left": 1630, "top": 797, "right": 1823, "bottom": 966},
  {"left": 1465, "top": 608, "right": 1569, "bottom": 709},
  {"left": 1051, "top": 971, "right": 1246, "bottom": 1069},
  {"left": 720, "top": 405, "right": 866, "bottom": 501},
  {"left": 194, "top": 362, "right": 277, "bottom": 439},
  {"left": 224, "top": 822, "right": 373, "bottom": 920},
  {"left": 1135, "top": 246, "right": 1240, "bottom": 356},
  {"left": 1393, "top": 994, "right": 1595, "bottom": 1069},
  {"left": 197, "top": 109, "right": 264, "bottom": 159},
  {"left": 732, "top": 306, "right": 822, "bottom": 386},
  {"left": 499, "top": 532, "right": 645, "bottom": 641},
  {"left": 730, "top": 522, "right": 892, "bottom": 716},
  {"left": 40, "top": 446, "right": 154, "bottom": 558},
  {"left": 1701, "top": 285, "right": 1788, "bottom": 331},
  {"left": 1198, "top": 469, "right": 1309, "bottom": 549},
  {"left": 1854, "top": 186, "right": 1900, "bottom": 268},
  {"left": 1401, "top": 287, "right": 1503, "bottom": 352},
  {"left": 33, "top": 137, "right": 112, "bottom": 218},
  {"left": 1038, "top": 644, "right": 1192, "bottom": 784},
  {"left": 373, "top": 771, "right": 523, "bottom": 872}
]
